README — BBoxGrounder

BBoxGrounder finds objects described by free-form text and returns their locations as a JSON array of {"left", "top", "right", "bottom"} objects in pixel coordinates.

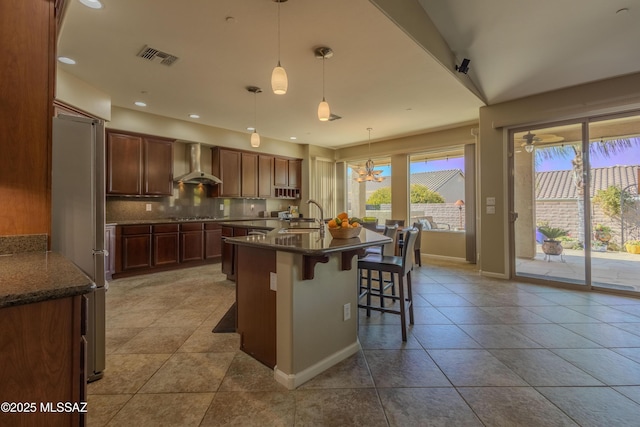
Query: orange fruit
[
  {"left": 327, "top": 219, "right": 337, "bottom": 228},
  {"left": 341, "top": 221, "right": 350, "bottom": 228},
  {"left": 351, "top": 222, "right": 360, "bottom": 228},
  {"left": 337, "top": 212, "right": 348, "bottom": 220}
]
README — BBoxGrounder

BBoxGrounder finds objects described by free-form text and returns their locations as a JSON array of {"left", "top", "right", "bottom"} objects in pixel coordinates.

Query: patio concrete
[{"left": 516, "top": 246, "right": 640, "bottom": 293}]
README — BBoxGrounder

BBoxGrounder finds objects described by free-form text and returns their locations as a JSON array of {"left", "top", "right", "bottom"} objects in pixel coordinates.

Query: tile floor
[{"left": 89, "top": 259, "right": 640, "bottom": 426}]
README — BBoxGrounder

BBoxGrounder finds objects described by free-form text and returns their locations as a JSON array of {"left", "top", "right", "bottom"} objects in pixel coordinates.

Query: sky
[
  {"left": 536, "top": 148, "right": 640, "bottom": 172},
  {"left": 351, "top": 144, "right": 638, "bottom": 176}
]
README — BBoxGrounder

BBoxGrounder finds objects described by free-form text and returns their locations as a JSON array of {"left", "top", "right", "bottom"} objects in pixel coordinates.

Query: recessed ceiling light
[
  {"left": 289, "top": 137, "right": 297, "bottom": 140},
  {"left": 79, "top": 0, "right": 103, "bottom": 9},
  {"left": 246, "top": 127, "right": 255, "bottom": 132},
  {"left": 57, "top": 56, "right": 76, "bottom": 65},
  {"left": 134, "top": 101, "right": 147, "bottom": 107},
  {"left": 189, "top": 114, "right": 200, "bottom": 119}
]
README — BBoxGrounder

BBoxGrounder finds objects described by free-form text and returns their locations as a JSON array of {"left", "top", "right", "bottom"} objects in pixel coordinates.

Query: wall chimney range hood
[{"left": 174, "top": 143, "right": 222, "bottom": 185}]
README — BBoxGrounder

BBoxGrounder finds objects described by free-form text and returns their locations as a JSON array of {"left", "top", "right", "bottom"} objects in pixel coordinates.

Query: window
[
  {"left": 346, "top": 157, "right": 391, "bottom": 223},
  {"left": 409, "top": 150, "right": 465, "bottom": 230}
]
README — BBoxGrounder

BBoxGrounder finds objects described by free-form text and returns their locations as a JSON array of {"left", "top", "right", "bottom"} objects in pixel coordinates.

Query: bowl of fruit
[{"left": 327, "top": 212, "right": 362, "bottom": 239}]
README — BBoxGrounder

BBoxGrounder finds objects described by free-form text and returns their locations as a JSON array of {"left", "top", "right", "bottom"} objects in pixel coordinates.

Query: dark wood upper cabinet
[
  {"left": 241, "top": 152, "right": 258, "bottom": 197},
  {"left": 274, "top": 157, "right": 289, "bottom": 187},
  {"left": 106, "top": 131, "right": 173, "bottom": 196},
  {"left": 107, "top": 132, "right": 143, "bottom": 195},
  {"left": 212, "top": 147, "right": 241, "bottom": 197},
  {"left": 288, "top": 159, "right": 301, "bottom": 189},
  {"left": 258, "top": 155, "right": 274, "bottom": 198},
  {"left": 144, "top": 138, "right": 174, "bottom": 195}
]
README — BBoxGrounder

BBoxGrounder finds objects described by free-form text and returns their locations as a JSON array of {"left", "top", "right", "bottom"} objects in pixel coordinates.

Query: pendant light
[
  {"left": 355, "top": 128, "right": 385, "bottom": 182},
  {"left": 315, "top": 46, "right": 333, "bottom": 121},
  {"left": 247, "top": 86, "right": 262, "bottom": 148},
  {"left": 271, "top": 0, "right": 288, "bottom": 95}
]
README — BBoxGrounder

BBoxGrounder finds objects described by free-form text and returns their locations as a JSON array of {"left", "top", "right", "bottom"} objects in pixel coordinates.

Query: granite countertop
[
  {"left": 0, "top": 252, "right": 95, "bottom": 308},
  {"left": 225, "top": 228, "right": 391, "bottom": 256},
  {"left": 111, "top": 217, "right": 271, "bottom": 226}
]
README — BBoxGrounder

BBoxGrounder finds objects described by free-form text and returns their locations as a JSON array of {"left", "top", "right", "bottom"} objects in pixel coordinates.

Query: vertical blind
[{"left": 311, "top": 157, "right": 335, "bottom": 217}]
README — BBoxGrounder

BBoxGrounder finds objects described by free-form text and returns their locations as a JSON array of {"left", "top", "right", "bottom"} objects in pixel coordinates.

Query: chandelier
[{"left": 355, "top": 128, "right": 385, "bottom": 182}]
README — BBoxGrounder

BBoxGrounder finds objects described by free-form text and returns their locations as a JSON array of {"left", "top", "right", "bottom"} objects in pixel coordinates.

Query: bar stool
[
  {"left": 358, "top": 228, "right": 418, "bottom": 341},
  {"left": 361, "top": 225, "right": 398, "bottom": 306}
]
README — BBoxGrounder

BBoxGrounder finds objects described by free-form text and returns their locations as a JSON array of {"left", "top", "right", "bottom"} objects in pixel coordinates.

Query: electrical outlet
[
  {"left": 343, "top": 303, "right": 351, "bottom": 321},
  {"left": 145, "top": 203, "right": 152, "bottom": 211},
  {"left": 219, "top": 204, "right": 224, "bottom": 211},
  {"left": 250, "top": 204, "right": 255, "bottom": 211}
]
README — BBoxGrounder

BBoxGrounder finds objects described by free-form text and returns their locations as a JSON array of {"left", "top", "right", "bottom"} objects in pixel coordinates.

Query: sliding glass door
[
  {"left": 512, "top": 113, "right": 640, "bottom": 293},
  {"left": 513, "top": 122, "right": 587, "bottom": 286},
  {"left": 588, "top": 115, "right": 640, "bottom": 292}
]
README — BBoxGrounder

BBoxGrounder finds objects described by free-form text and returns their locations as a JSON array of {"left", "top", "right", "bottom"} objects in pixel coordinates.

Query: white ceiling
[{"left": 57, "top": 0, "right": 640, "bottom": 149}]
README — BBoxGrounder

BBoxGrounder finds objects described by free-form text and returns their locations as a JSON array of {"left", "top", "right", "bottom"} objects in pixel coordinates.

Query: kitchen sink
[{"left": 278, "top": 228, "right": 320, "bottom": 234}]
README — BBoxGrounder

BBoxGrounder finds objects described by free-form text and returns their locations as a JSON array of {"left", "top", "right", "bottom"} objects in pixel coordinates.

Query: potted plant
[
  {"left": 593, "top": 224, "right": 612, "bottom": 243},
  {"left": 538, "top": 225, "right": 568, "bottom": 256},
  {"left": 625, "top": 240, "right": 640, "bottom": 254},
  {"left": 558, "top": 235, "right": 579, "bottom": 249}
]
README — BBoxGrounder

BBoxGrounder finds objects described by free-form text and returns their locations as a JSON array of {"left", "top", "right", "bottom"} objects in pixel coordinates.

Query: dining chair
[
  {"left": 358, "top": 228, "right": 418, "bottom": 341},
  {"left": 398, "top": 221, "right": 423, "bottom": 267},
  {"left": 385, "top": 219, "right": 405, "bottom": 227},
  {"left": 362, "top": 221, "right": 379, "bottom": 231},
  {"left": 364, "top": 224, "right": 398, "bottom": 256}
]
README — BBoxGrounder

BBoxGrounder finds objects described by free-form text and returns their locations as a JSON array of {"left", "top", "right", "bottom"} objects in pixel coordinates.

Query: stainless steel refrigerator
[{"left": 51, "top": 114, "right": 106, "bottom": 382}]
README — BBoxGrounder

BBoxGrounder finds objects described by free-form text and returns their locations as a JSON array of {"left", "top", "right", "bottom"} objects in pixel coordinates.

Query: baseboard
[
  {"left": 423, "top": 254, "right": 466, "bottom": 263},
  {"left": 273, "top": 340, "right": 361, "bottom": 390},
  {"left": 479, "top": 270, "right": 509, "bottom": 279}
]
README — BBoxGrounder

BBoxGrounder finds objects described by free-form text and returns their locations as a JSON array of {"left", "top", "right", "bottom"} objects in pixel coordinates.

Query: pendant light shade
[
  {"left": 318, "top": 98, "right": 330, "bottom": 121},
  {"left": 271, "top": 62, "right": 288, "bottom": 95},
  {"left": 271, "top": 0, "right": 288, "bottom": 95},
  {"left": 251, "top": 131, "right": 261, "bottom": 148},
  {"left": 315, "top": 46, "right": 333, "bottom": 122},
  {"left": 247, "top": 86, "right": 262, "bottom": 148}
]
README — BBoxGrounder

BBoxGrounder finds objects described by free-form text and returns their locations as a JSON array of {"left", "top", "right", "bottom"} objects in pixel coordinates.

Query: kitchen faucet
[{"left": 306, "top": 199, "right": 325, "bottom": 238}]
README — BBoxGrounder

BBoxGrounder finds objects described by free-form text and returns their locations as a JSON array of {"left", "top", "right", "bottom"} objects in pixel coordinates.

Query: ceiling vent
[{"left": 136, "top": 45, "right": 179, "bottom": 66}]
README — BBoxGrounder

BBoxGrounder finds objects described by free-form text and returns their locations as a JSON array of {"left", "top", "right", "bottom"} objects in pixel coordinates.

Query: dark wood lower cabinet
[
  {"left": 205, "top": 223, "right": 222, "bottom": 259},
  {"left": 236, "top": 245, "right": 277, "bottom": 368},
  {"left": 181, "top": 223, "right": 204, "bottom": 262},
  {"left": 120, "top": 225, "right": 152, "bottom": 271},
  {"left": 115, "top": 222, "right": 219, "bottom": 278},
  {"left": 0, "top": 295, "right": 87, "bottom": 426},
  {"left": 152, "top": 224, "right": 179, "bottom": 267},
  {"left": 221, "top": 226, "right": 247, "bottom": 280}
]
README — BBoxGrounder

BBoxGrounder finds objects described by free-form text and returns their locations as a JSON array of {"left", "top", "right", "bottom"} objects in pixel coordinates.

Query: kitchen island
[{"left": 224, "top": 226, "right": 390, "bottom": 389}]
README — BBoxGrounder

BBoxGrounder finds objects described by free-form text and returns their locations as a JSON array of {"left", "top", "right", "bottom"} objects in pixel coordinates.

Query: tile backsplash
[
  {"left": 106, "top": 183, "right": 272, "bottom": 221},
  {"left": 0, "top": 234, "right": 48, "bottom": 255}
]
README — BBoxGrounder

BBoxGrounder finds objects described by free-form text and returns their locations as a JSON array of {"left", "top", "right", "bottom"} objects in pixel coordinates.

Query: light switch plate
[
  {"left": 145, "top": 203, "right": 152, "bottom": 211},
  {"left": 486, "top": 197, "right": 496, "bottom": 206},
  {"left": 343, "top": 303, "right": 351, "bottom": 321},
  {"left": 487, "top": 206, "right": 496, "bottom": 214},
  {"left": 269, "top": 272, "right": 277, "bottom": 291}
]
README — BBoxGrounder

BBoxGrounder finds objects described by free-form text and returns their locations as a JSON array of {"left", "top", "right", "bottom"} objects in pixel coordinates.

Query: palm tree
[{"left": 534, "top": 137, "right": 640, "bottom": 246}]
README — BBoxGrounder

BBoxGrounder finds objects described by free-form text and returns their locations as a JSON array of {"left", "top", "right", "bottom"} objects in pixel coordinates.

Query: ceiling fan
[{"left": 515, "top": 131, "right": 564, "bottom": 153}]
